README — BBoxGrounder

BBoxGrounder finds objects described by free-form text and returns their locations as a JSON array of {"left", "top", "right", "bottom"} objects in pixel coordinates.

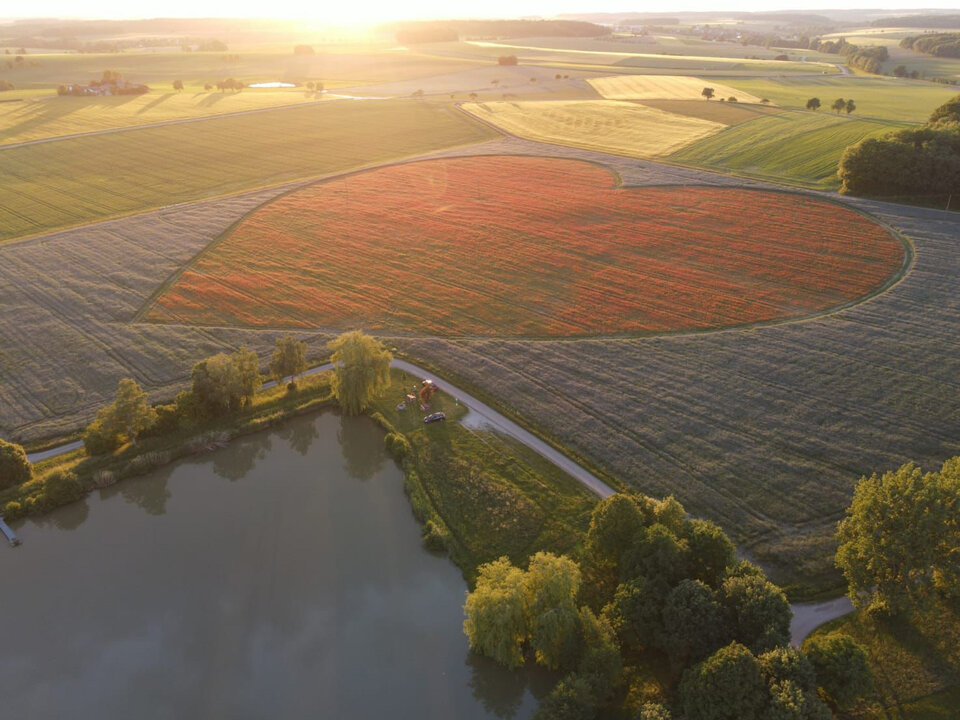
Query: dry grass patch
[
  {"left": 462, "top": 99, "right": 724, "bottom": 157},
  {"left": 588, "top": 74, "right": 766, "bottom": 103}
]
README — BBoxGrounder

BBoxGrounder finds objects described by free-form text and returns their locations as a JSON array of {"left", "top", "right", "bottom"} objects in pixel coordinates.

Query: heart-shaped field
[{"left": 146, "top": 156, "right": 906, "bottom": 338}]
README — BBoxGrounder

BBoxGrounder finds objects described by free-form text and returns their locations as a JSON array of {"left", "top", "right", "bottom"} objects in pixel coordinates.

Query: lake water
[{"left": 0, "top": 412, "right": 550, "bottom": 719}]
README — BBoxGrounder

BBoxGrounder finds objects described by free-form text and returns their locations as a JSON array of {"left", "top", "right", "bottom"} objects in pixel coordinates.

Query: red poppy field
[{"left": 145, "top": 156, "right": 906, "bottom": 337}]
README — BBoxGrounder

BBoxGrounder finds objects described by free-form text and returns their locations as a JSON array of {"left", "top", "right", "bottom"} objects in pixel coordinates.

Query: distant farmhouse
[{"left": 57, "top": 71, "right": 149, "bottom": 96}]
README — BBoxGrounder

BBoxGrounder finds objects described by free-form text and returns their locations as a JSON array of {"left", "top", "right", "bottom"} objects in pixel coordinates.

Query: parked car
[{"left": 424, "top": 412, "right": 446, "bottom": 424}]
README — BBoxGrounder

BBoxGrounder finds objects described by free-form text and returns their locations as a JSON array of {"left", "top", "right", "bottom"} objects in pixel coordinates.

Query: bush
[
  {"left": 3, "top": 501, "right": 23, "bottom": 520},
  {"left": 149, "top": 402, "right": 182, "bottom": 436},
  {"left": 42, "top": 470, "right": 85, "bottom": 506},
  {"left": 384, "top": 432, "right": 411, "bottom": 459},
  {"left": 83, "top": 418, "right": 122, "bottom": 456},
  {"left": 422, "top": 519, "right": 449, "bottom": 552},
  {"left": 0, "top": 439, "right": 32, "bottom": 490}
]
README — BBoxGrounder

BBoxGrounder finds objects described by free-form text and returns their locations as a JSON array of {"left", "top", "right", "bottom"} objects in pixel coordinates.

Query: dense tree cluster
[
  {"left": 463, "top": 493, "right": 855, "bottom": 718},
  {"left": 838, "top": 95, "right": 960, "bottom": 199},
  {"left": 836, "top": 457, "right": 960, "bottom": 616},
  {"left": 901, "top": 33, "right": 960, "bottom": 59}
]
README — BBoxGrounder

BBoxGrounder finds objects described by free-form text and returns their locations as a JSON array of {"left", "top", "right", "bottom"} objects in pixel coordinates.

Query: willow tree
[{"left": 327, "top": 331, "right": 392, "bottom": 415}]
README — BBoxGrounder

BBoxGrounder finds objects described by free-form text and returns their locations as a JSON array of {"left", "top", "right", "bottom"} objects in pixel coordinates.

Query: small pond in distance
[{"left": 0, "top": 412, "right": 551, "bottom": 719}]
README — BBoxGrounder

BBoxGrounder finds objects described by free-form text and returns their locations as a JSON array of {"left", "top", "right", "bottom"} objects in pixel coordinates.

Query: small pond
[{"left": 0, "top": 412, "right": 552, "bottom": 718}]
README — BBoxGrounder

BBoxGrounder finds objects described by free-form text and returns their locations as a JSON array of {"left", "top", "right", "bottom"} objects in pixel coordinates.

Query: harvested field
[
  {"left": 461, "top": 100, "right": 723, "bottom": 157},
  {"left": 146, "top": 156, "right": 905, "bottom": 338},
  {"left": 0, "top": 99, "right": 496, "bottom": 243},
  {"left": 588, "top": 74, "right": 765, "bottom": 103}
]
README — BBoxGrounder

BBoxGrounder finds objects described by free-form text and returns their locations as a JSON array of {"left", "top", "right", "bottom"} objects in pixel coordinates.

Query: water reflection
[
  {"left": 32, "top": 498, "right": 90, "bottom": 531},
  {"left": 213, "top": 434, "right": 272, "bottom": 482},
  {"left": 115, "top": 469, "right": 172, "bottom": 515},
  {"left": 467, "top": 652, "right": 560, "bottom": 719},
  {"left": 339, "top": 414, "right": 386, "bottom": 480},
  {"left": 3, "top": 411, "right": 542, "bottom": 719},
  {"left": 278, "top": 419, "right": 319, "bottom": 456}
]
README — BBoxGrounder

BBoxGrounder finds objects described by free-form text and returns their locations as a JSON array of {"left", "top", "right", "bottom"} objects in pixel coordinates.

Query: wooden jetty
[{"left": 0, "top": 517, "right": 21, "bottom": 547}]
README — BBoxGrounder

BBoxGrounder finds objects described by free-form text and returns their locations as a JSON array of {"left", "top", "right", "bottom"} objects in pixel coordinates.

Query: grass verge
[
  {"left": 805, "top": 600, "right": 960, "bottom": 719},
  {"left": 370, "top": 369, "right": 597, "bottom": 584}
]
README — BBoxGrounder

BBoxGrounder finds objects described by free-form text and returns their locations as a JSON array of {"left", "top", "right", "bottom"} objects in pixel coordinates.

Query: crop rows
[
  {"left": 148, "top": 156, "right": 903, "bottom": 339},
  {"left": 0, "top": 99, "right": 496, "bottom": 243},
  {"left": 588, "top": 74, "right": 764, "bottom": 103},
  {"left": 670, "top": 111, "right": 911, "bottom": 189},
  {"left": 462, "top": 100, "right": 724, "bottom": 158}
]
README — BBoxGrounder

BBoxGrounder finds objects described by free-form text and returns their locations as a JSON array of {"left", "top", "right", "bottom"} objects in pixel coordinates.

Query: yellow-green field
[
  {"left": 0, "top": 90, "right": 333, "bottom": 145},
  {"left": 0, "top": 99, "right": 497, "bottom": 243},
  {"left": 464, "top": 40, "right": 835, "bottom": 74},
  {"left": 588, "top": 74, "right": 766, "bottom": 103},
  {"left": 461, "top": 99, "right": 724, "bottom": 157}
]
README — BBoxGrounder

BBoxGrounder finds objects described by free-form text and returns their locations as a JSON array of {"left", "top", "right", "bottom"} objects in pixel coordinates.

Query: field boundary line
[
  {"left": 134, "top": 153, "right": 915, "bottom": 343},
  {"left": 1, "top": 131, "right": 500, "bottom": 249},
  {"left": 133, "top": 148, "right": 626, "bottom": 323}
]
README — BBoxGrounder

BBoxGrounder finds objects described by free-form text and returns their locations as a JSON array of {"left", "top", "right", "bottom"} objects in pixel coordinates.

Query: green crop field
[
  {"left": 713, "top": 75, "right": 958, "bottom": 122},
  {"left": 0, "top": 91, "right": 329, "bottom": 145},
  {"left": 0, "top": 99, "right": 496, "bottom": 242},
  {"left": 669, "top": 111, "right": 909, "bottom": 188}
]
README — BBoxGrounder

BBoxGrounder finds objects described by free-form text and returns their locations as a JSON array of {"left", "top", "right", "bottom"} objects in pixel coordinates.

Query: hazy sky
[{"left": 6, "top": 1, "right": 960, "bottom": 25}]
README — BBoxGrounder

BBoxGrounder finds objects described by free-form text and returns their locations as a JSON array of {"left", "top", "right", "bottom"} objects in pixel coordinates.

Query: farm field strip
[
  {"left": 669, "top": 110, "right": 911, "bottom": 188},
  {"left": 0, "top": 91, "right": 332, "bottom": 146},
  {"left": 710, "top": 75, "right": 959, "bottom": 122},
  {"left": 634, "top": 99, "right": 785, "bottom": 125},
  {"left": 146, "top": 155, "right": 904, "bottom": 342},
  {"left": 464, "top": 40, "right": 831, "bottom": 73},
  {"left": 0, "top": 99, "right": 497, "bottom": 243},
  {"left": 588, "top": 74, "right": 765, "bottom": 103},
  {"left": 461, "top": 99, "right": 725, "bottom": 158}
]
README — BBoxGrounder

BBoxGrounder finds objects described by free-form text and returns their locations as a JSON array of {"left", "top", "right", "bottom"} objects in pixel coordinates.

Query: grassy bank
[
  {"left": 2, "top": 372, "right": 335, "bottom": 519},
  {"left": 370, "top": 369, "right": 597, "bottom": 584},
  {"left": 805, "top": 600, "right": 960, "bottom": 719}
]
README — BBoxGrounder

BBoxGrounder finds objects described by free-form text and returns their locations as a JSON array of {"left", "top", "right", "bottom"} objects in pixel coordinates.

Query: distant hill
[
  {"left": 872, "top": 14, "right": 960, "bottom": 28},
  {"left": 384, "top": 19, "right": 609, "bottom": 45}
]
